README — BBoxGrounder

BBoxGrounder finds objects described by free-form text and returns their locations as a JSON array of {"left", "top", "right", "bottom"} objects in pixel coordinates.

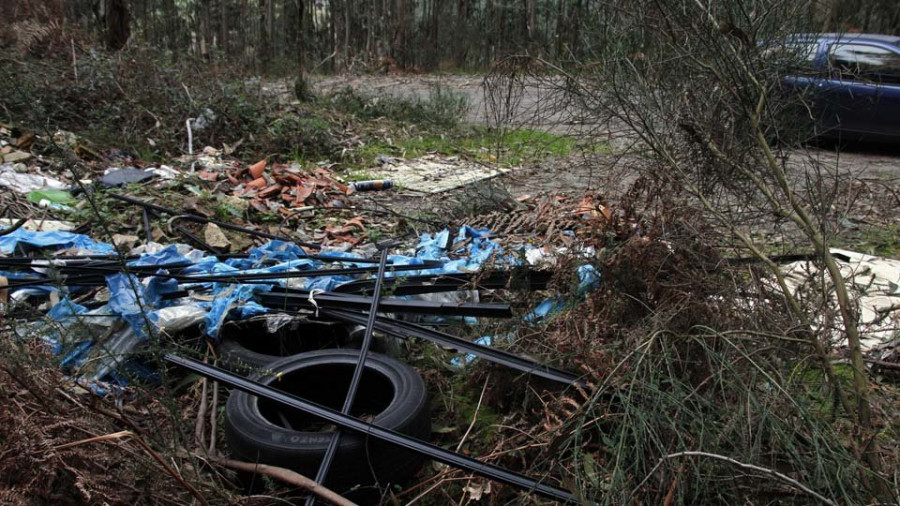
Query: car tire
[
  {"left": 224, "top": 349, "right": 430, "bottom": 493},
  {"left": 216, "top": 319, "right": 352, "bottom": 371}
]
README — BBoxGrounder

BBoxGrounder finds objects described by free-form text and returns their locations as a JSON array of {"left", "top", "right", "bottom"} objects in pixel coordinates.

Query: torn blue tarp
[
  {"left": 43, "top": 297, "right": 94, "bottom": 370},
  {"left": 204, "top": 282, "right": 271, "bottom": 338},
  {"left": 452, "top": 265, "right": 600, "bottom": 367},
  {"left": 17, "top": 227, "right": 537, "bottom": 387},
  {"left": 106, "top": 273, "right": 179, "bottom": 337},
  {"left": 413, "top": 226, "right": 503, "bottom": 275},
  {"left": 127, "top": 244, "right": 191, "bottom": 267},
  {"left": 248, "top": 240, "right": 307, "bottom": 262},
  {"left": 524, "top": 265, "right": 599, "bottom": 323},
  {"left": 416, "top": 229, "right": 450, "bottom": 260},
  {"left": 48, "top": 296, "right": 88, "bottom": 321},
  {"left": 0, "top": 229, "right": 115, "bottom": 255}
]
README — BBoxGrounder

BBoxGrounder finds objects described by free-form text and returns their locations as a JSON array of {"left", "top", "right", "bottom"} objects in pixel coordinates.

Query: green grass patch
[
  {"left": 350, "top": 127, "right": 597, "bottom": 169},
  {"left": 835, "top": 223, "right": 900, "bottom": 259}
]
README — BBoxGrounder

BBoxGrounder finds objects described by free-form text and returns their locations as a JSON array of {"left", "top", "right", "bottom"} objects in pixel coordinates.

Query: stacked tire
[{"left": 221, "top": 329, "right": 431, "bottom": 497}]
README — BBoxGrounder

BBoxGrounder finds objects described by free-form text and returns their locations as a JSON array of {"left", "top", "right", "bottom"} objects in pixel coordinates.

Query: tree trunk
[
  {"left": 267, "top": 0, "right": 275, "bottom": 58},
  {"left": 220, "top": 0, "right": 228, "bottom": 54},
  {"left": 343, "top": 0, "right": 350, "bottom": 66},
  {"left": 200, "top": 0, "right": 211, "bottom": 58},
  {"left": 105, "top": 0, "right": 131, "bottom": 51},
  {"left": 258, "top": 0, "right": 270, "bottom": 68}
]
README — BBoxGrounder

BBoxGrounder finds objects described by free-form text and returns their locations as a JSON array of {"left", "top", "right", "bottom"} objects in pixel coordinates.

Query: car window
[
  {"left": 764, "top": 41, "right": 820, "bottom": 75},
  {"left": 828, "top": 43, "right": 900, "bottom": 84},
  {"left": 791, "top": 42, "right": 820, "bottom": 62}
]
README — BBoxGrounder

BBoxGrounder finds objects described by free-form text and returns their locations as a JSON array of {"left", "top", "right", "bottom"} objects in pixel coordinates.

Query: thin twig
[
  {"left": 195, "top": 376, "right": 208, "bottom": 448},
  {"left": 631, "top": 451, "right": 835, "bottom": 505},
  {"left": 208, "top": 380, "right": 219, "bottom": 455},
  {"left": 202, "top": 455, "right": 357, "bottom": 506},
  {"left": 456, "top": 375, "right": 489, "bottom": 453},
  {"left": 864, "top": 358, "right": 900, "bottom": 370}
]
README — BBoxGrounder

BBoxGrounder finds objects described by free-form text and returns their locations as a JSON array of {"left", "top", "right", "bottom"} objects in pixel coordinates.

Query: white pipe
[{"left": 186, "top": 118, "right": 195, "bottom": 155}]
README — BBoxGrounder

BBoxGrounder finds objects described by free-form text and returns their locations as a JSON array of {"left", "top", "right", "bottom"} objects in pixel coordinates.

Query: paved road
[{"left": 308, "top": 74, "right": 900, "bottom": 179}]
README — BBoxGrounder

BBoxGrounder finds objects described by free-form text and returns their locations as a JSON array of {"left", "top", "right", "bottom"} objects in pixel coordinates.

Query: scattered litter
[
  {"left": 0, "top": 163, "right": 67, "bottom": 193},
  {"left": 0, "top": 215, "right": 595, "bottom": 403},
  {"left": 781, "top": 249, "right": 900, "bottom": 350},
  {"left": 146, "top": 165, "right": 179, "bottom": 180},
  {"left": 154, "top": 304, "right": 207, "bottom": 333},
  {"left": 350, "top": 179, "right": 394, "bottom": 192},
  {"left": 101, "top": 167, "right": 156, "bottom": 187},
  {"left": 112, "top": 234, "right": 140, "bottom": 250},
  {"left": 226, "top": 161, "right": 353, "bottom": 216},
  {"left": 0, "top": 218, "right": 76, "bottom": 232},
  {"left": 204, "top": 223, "right": 231, "bottom": 251},
  {"left": 27, "top": 189, "right": 74, "bottom": 205},
  {"left": 2, "top": 150, "right": 31, "bottom": 163},
  {"left": 249, "top": 158, "right": 267, "bottom": 179}
]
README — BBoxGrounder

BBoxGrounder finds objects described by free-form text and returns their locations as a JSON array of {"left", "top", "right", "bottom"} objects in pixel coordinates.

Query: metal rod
[
  {"left": 307, "top": 247, "right": 391, "bottom": 504},
  {"left": 323, "top": 309, "right": 584, "bottom": 387},
  {"left": 259, "top": 292, "right": 513, "bottom": 317},
  {"left": 332, "top": 270, "right": 553, "bottom": 295},
  {"left": 163, "top": 353, "right": 579, "bottom": 504},
  {"left": 141, "top": 207, "right": 152, "bottom": 244},
  {"left": 4, "top": 261, "right": 443, "bottom": 289}
]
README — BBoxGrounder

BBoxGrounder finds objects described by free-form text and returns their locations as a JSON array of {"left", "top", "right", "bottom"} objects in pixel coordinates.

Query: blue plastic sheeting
[
  {"left": 48, "top": 297, "right": 89, "bottom": 321},
  {"left": 0, "top": 229, "right": 115, "bottom": 255},
  {"left": 0, "top": 269, "right": 60, "bottom": 297},
  {"left": 204, "top": 282, "right": 272, "bottom": 337},
  {"left": 127, "top": 245, "right": 191, "bottom": 267},
  {"left": 524, "top": 265, "right": 599, "bottom": 323},
  {"left": 248, "top": 240, "right": 307, "bottom": 262},
  {"left": 32, "top": 228, "right": 533, "bottom": 387},
  {"left": 414, "top": 226, "right": 503, "bottom": 276},
  {"left": 451, "top": 265, "right": 600, "bottom": 367},
  {"left": 305, "top": 275, "right": 355, "bottom": 293},
  {"left": 416, "top": 229, "right": 450, "bottom": 260},
  {"left": 106, "top": 273, "right": 178, "bottom": 337},
  {"left": 44, "top": 297, "right": 93, "bottom": 368}
]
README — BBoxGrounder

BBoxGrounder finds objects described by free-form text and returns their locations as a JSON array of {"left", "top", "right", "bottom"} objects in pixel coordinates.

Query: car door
[
  {"left": 775, "top": 40, "right": 828, "bottom": 140},
  {"left": 818, "top": 41, "right": 900, "bottom": 138}
]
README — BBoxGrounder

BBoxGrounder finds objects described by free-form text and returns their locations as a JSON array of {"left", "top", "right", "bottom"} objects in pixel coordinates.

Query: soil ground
[{"left": 298, "top": 74, "right": 900, "bottom": 255}]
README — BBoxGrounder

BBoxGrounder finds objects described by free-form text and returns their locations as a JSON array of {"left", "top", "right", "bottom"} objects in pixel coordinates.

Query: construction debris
[{"left": 352, "top": 154, "right": 513, "bottom": 193}]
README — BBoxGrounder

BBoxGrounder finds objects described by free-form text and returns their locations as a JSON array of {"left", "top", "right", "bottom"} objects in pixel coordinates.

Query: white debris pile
[
  {"left": 355, "top": 154, "right": 515, "bottom": 193},
  {"left": 781, "top": 248, "right": 900, "bottom": 351}
]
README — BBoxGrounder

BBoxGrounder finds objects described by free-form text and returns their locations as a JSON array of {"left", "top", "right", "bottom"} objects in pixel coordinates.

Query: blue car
[{"left": 780, "top": 33, "right": 900, "bottom": 141}]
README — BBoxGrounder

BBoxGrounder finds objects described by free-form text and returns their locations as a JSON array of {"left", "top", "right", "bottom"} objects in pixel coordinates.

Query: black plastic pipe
[
  {"left": 307, "top": 247, "right": 391, "bottom": 503},
  {"left": 322, "top": 308, "right": 583, "bottom": 387}
]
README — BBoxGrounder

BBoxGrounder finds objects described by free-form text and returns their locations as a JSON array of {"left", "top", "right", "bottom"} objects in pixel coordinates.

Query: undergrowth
[
  {"left": 0, "top": 46, "right": 340, "bottom": 161},
  {"left": 325, "top": 84, "right": 469, "bottom": 129}
]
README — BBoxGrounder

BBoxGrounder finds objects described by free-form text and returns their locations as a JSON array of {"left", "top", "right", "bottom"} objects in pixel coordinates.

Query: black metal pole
[
  {"left": 141, "top": 207, "right": 153, "bottom": 244},
  {"left": 305, "top": 246, "right": 391, "bottom": 505},
  {"left": 163, "top": 353, "right": 580, "bottom": 504},
  {"left": 322, "top": 308, "right": 584, "bottom": 387}
]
